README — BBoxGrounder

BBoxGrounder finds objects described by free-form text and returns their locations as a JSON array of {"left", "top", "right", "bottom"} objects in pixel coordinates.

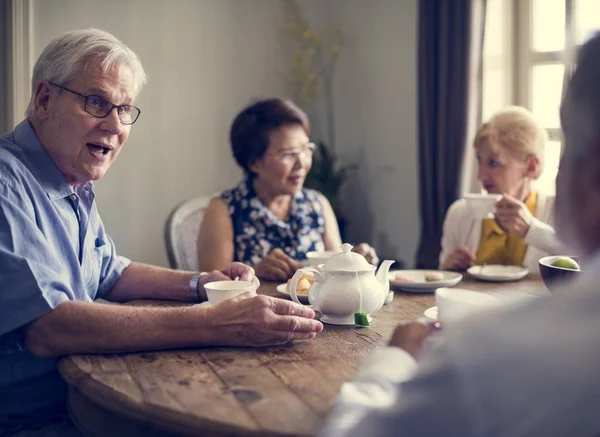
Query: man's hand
[
  {"left": 352, "top": 243, "right": 380, "bottom": 265},
  {"left": 254, "top": 249, "right": 302, "bottom": 282},
  {"left": 495, "top": 194, "right": 533, "bottom": 238},
  {"left": 207, "top": 293, "right": 323, "bottom": 346},
  {"left": 388, "top": 320, "right": 440, "bottom": 359},
  {"left": 200, "top": 262, "right": 260, "bottom": 290},
  {"left": 441, "top": 246, "right": 476, "bottom": 271}
]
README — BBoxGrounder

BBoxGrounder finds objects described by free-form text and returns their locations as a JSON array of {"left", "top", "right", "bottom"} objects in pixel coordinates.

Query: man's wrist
[{"left": 189, "top": 272, "right": 208, "bottom": 302}]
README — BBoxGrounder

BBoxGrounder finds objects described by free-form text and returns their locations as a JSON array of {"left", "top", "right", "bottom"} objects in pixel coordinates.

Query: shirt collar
[
  {"left": 243, "top": 177, "right": 304, "bottom": 229},
  {"left": 13, "top": 120, "right": 94, "bottom": 200},
  {"left": 481, "top": 219, "right": 505, "bottom": 239}
]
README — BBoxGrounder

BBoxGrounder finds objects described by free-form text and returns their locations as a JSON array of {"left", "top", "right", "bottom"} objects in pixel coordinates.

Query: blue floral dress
[{"left": 220, "top": 178, "right": 326, "bottom": 266}]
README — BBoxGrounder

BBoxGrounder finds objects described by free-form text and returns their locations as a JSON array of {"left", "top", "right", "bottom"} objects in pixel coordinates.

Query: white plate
[
  {"left": 467, "top": 265, "right": 529, "bottom": 282},
  {"left": 423, "top": 306, "right": 438, "bottom": 322},
  {"left": 389, "top": 270, "right": 463, "bottom": 293},
  {"left": 276, "top": 283, "right": 310, "bottom": 304}
]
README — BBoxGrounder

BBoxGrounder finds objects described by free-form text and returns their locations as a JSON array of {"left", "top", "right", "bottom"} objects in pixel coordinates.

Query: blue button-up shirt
[{"left": 0, "top": 120, "right": 130, "bottom": 426}]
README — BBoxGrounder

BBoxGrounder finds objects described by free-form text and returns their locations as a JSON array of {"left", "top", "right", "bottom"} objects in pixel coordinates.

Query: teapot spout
[{"left": 375, "top": 260, "right": 394, "bottom": 295}]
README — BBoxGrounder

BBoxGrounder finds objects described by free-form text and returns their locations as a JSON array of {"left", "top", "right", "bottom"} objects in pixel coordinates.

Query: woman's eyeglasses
[{"left": 268, "top": 142, "right": 317, "bottom": 164}]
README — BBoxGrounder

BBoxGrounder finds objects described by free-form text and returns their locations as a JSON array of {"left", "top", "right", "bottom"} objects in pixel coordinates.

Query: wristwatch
[{"left": 189, "top": 272, "right": 208, "bottom": 302}]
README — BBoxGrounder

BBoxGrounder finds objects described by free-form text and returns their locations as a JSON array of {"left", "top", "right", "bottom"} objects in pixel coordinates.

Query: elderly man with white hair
[
  {"left": 0, "top": 29, "right": 322, "bottom": 436},
  {"left": 319, "top": 33, "right": 600, "bottom": 437}
]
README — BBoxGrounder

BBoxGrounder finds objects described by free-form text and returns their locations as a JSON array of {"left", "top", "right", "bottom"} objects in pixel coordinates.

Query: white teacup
[
  {"left": 204, "top": 280, "right": 257, "bottom": 306},
  {"left": 435, "top": 287, "right": 500, "bottom": 324},
  {"left": 305, "top": 250, "right": 341, "bottom": 267},
  {"left": 464, "top": 193, "right": 502, "bottom": 219}
]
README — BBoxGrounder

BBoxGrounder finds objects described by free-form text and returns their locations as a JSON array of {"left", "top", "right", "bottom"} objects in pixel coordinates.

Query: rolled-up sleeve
[
  {"left": 0, "top": 182, "right": 71, "bottom": 336},
  {"left": 96, "top": 234, "right": 130, "bottom": 298}
]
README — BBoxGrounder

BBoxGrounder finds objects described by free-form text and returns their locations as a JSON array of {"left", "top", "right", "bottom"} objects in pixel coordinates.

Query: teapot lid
[{"left": 322, "top": 243, "right": 374, "bottom": 272}]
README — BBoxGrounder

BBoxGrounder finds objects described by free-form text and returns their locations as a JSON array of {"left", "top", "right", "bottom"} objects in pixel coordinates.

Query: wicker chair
[{"left": 164, "top": 195, "right": 215, "bottom": 270}]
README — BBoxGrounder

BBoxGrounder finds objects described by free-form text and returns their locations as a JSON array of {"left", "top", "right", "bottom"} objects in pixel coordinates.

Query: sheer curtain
[{"left": 415, "top": 0, "right": 486, "bottom": 269}]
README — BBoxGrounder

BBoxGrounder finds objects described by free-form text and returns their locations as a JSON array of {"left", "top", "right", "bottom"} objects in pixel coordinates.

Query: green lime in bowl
[{"left": 538, "top": 255, "right": 582, "bottom": 292}]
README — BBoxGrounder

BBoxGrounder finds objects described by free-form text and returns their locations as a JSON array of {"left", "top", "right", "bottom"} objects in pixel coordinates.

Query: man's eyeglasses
[
  {"left": 50, "top": 83, "right": 141, "bottom": 125},
  {"left": 268, "top": 142, "right": 317, "bottom": 164}
]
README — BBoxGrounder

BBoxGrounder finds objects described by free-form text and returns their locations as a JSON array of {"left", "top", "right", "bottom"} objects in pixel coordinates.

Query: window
[{"left": 481, "top": 0, "right": 600, "bottom": 195}]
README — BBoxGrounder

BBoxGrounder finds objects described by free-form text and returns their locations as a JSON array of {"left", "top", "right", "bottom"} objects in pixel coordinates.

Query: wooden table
[{"left": 59, "top": 275, "right": 545, "bottom": 437}]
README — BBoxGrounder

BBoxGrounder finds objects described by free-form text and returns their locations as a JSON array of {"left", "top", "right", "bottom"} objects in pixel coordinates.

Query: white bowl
[
  {"left": 306, "top": 250, "right": 340, "bottom": 267},
  {"left": 204, "top": 280, "right": 256, "bottom": 305},
  {"left": 435, "top": 287, "right": 500, "bottom": 324},
  {"left": 463, "top": 193, "right": 502, "bottom": 219}
]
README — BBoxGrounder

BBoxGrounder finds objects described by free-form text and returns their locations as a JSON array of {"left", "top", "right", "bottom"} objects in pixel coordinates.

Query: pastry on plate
[
  {"left": 424, "top": 272, "right": 444, "bottom": 282},
  {"left": 287, "top": 273, "right": 313, "bottom": 295},
  {"left": 394, "top": 273, "right": 416, "bottom": 282}
]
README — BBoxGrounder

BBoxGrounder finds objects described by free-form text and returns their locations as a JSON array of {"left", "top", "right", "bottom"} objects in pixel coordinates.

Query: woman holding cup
[{"left": 440, "top": 107, "right": 562, "bottom": 272}]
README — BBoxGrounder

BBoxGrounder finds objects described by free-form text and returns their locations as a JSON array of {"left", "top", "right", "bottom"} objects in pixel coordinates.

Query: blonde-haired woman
[{"left": 440, "top": 106, "right": 562, "bottom": 272}]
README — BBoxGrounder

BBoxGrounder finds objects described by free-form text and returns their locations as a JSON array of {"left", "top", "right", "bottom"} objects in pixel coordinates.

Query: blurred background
[{"left": 1, "top": 0, "right": 598, "bottom": 269}]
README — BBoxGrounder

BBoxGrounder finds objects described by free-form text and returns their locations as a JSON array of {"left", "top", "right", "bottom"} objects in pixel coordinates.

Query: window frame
[
  {"left": 515, "top": 0, "right": 576, "bottom": 144},
  {"left": 479, "top": 0, "right": 588, "bottom": 195}
]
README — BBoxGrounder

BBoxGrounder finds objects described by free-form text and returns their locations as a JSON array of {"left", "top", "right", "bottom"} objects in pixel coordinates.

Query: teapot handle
[{"left": 289, "top": 267, "right": 321, "bottom": 304}]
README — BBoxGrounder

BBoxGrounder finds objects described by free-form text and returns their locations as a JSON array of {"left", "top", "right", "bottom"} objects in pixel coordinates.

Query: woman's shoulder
[
  {"left": 536, "top": 191, "right": 555, "bottom": 205},
  {"left": 445, "top": 198, "right": 470, "bottom": 218},
  {"left": 220, "top": 179, "right": 250, "bottom": 204},
  {"left": 302, "top": 187, "right": 324, "bottom": 202}
]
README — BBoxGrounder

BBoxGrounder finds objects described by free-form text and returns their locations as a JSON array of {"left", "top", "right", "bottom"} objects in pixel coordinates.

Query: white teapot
[{"left": 289, "top": 243, "right": 394, "bottom": 325}]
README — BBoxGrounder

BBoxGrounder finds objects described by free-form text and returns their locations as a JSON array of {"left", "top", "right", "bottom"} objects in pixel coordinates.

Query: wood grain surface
[{"left": 59, "top": 275, "right": 546, "bottom": 436}]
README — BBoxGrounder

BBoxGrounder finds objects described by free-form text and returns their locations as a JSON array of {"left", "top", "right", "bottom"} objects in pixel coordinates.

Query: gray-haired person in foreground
[
  {"left": 320, "top": 33, "right": 600, "bottom": 437},
  {"left": 0, "top": 28, "right": 322, "bottom": 436}
]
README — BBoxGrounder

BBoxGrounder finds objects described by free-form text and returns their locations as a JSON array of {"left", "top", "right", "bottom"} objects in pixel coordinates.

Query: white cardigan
[{"left": 439, "top": 192, "right": 563, "bottom": 274}]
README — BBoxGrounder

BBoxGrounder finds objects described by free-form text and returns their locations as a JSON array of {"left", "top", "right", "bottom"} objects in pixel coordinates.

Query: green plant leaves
[{"left": 305, "top": 141, "right": 356, "bottom": 213}]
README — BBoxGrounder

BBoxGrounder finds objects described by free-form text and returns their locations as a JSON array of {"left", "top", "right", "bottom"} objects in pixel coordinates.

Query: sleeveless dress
[{"left": 220, "top": 178, "right": 326, "bottom": 266}]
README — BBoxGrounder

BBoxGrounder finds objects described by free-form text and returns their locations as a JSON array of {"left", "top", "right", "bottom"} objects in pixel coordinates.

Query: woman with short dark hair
[{"left": 197, "top": 98, "right": 377, "bottom": 281}]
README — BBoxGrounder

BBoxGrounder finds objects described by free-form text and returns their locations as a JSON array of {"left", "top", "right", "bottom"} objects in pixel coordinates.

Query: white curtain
[{"left": 459, "top": 0, "right": 487, "bottom": 196}]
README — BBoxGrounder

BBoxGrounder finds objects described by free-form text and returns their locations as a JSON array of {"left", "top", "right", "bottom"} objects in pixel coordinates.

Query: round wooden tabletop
[{"left": 59, "top": 275, "right": 546, "bottom": 437}]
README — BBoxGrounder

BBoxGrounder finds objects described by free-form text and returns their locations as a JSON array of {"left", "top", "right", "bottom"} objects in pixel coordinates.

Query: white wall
[
  {"left": 32, "top": 0, "right": 292, "bottom": 267},
  {"left": 30, "top": 0, "right": 419, "bottom": 268},
  {"left": 331, "top": 0, "right": 419, "bottom": 267}
]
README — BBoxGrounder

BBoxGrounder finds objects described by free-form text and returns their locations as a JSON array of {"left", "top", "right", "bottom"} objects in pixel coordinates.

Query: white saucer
[
  {"left": 423, "top": 306, "right": 438, "bottom": 322},
  {"left": 389, "top": 270, "right": 463, "bottom": 293},
  {"left": 276, "top": 283, "right": 310, "bottom": 304},
  {"left": 467, "top": 265, "right": 529, "bottom": 282}
]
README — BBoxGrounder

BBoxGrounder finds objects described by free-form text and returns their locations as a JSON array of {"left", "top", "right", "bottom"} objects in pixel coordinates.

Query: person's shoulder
[
  {"left": 0, "top": 137, "right": 29, "bottom": 192},
  {"left": 536, "top": 191, "right": 555, "bottom": 206},
  {"left": 206, "top": 197, "right": 229, "bottom": 214},
  {"left": 450, "top": 284, "right": 600, "bottom": 382},
  {"left": 445, "top": 198, "right": 470, "bottom": 219},
  {"left": 220, "top": 179, "right": 249, "bottom": 204},
  {"left": 0, "top": 131, "right": 21, "bottom": 165},
  {"left": 302, "top": 189, "right": 331, "bottom": 215},
  {"left": 303, "top": 187, "right": 323, "bottom": 202}
]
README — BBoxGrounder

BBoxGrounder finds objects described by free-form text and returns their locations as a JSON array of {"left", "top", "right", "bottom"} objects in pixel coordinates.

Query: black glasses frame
[{"left": 50, "top": 82, "right": 141, "bottom": 125}]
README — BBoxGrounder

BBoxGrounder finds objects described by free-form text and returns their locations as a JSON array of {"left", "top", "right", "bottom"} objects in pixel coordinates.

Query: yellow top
[{"left": 475, "top": 191, "right": 538, "bottom": 266}]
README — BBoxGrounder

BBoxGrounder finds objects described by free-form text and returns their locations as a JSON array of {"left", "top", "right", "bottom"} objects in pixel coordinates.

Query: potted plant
[{"left": 304, "top": 141, "right": 355, "bottom": 239}]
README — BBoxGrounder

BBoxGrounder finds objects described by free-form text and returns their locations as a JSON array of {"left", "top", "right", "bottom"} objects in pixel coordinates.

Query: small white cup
[
  {"left": 463, "top": 193, "right": 502, "bottom": 219},
  {"left": 305, "top": 250, "right": 340, "bottom": 267},
  {"left": 435, "top": 287, "right": 500, "bottom": 324},
  {"left": 204, "top": 280, "right": 257, "bottom": 306}
]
